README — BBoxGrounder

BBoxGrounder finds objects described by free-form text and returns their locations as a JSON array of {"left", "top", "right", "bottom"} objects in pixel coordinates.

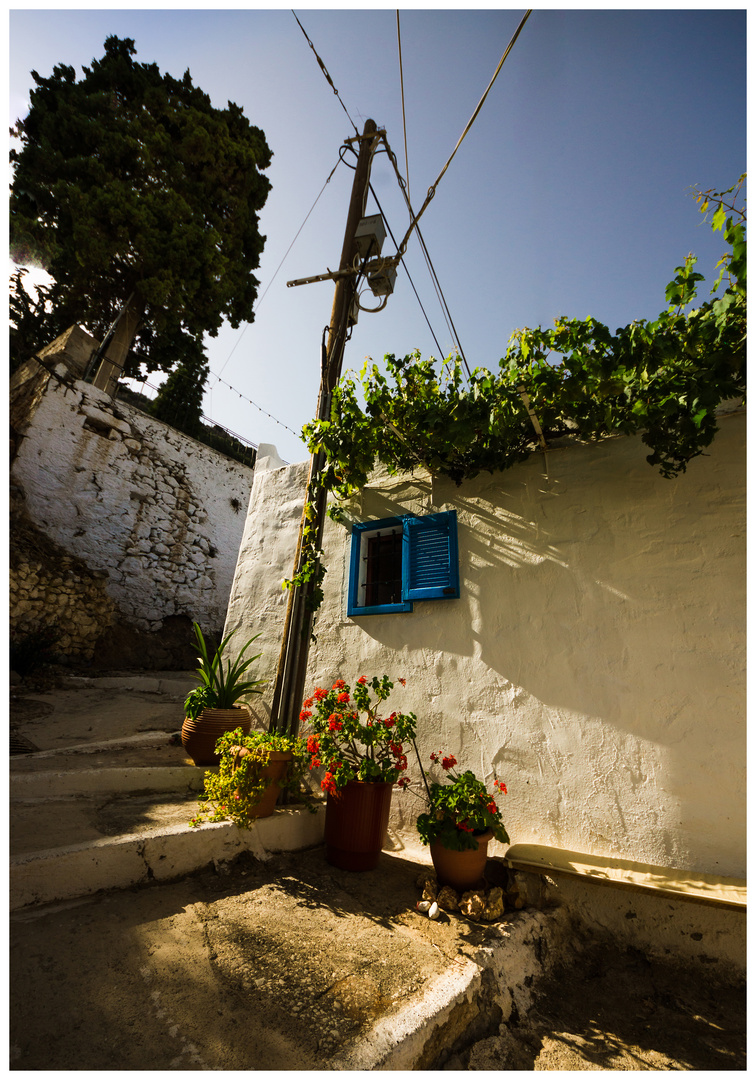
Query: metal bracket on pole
[
  {"left": 286, "top": 268, "right": 352, "bottom": 288},
  {"left": 286, "top": 255, "right": 399, "bottom": 290}
]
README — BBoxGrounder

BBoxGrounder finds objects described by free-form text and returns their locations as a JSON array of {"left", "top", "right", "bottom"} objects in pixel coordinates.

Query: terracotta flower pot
[
  {"left": 324, "top": 779, "right": 394, "bottom": 871},
  {"left": 430, "top": 829, "right": 494, "bottom": 891},
  {"left": 181, "top": 705, "right": 252, "bottom": 766},
  {"left": 229, "top": 747, "right": 293, "bottom": 818}
]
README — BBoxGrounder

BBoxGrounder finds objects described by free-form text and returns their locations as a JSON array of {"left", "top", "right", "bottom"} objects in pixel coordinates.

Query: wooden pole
[{"left": 270, "top": 119, "right": 378, "bottom": 735}]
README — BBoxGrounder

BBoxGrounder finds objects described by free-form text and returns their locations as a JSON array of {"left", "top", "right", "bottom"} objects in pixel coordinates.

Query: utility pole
[{"left": 269, "top": 118, "right": 379, "bottom": 736}]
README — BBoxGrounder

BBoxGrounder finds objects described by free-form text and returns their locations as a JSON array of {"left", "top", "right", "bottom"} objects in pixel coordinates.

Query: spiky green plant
[{"left": 184, "top": 622, "right": 265, "bottom": 720}]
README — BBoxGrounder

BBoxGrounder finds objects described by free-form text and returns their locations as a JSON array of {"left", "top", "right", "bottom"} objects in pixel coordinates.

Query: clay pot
[
  {"left": 430, "top": 830, "right": 494, "bottom": 892},
  {"left": 229, "top": 747, "right": 293, "bottom": 818},
  {"left": 324, "top": 780, "right": 394, "bottom": 871},
  {"left": 181, "top": 705, "right": 252, "bottom": 766}
]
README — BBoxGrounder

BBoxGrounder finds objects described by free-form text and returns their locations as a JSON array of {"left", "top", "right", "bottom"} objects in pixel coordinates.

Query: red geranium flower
[
  {"left": 398, "top": 678, "right": 406, "bottom": 686},
  {"left": 441, "top": 755, "right": 457, "bottom": 771},
  {"left": 332, "top": 679, "right": 346, "bottom": 690},
  {"left": 336, "top": 692, "right": 350, "bottom": 704},
  {"left": 299, "top": 709, "right": 312, "bottom": 722},
  {"left": 314, "top": 687, "right": 328, "bottom": 700},
  {"left": 357, "top": 676, "right": 367, "bottom": 685}
]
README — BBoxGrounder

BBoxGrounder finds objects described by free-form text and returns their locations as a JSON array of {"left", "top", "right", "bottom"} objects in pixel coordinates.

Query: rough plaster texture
[
  {"left": 225, "top": 414, "right": 746, "bottom": 888},
  {"left": 11, "top": 335, "right": 254, "bottom": 645}
]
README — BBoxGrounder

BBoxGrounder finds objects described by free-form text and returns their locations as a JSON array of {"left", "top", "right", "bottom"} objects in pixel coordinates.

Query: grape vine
[{"left": 286, "top": 177, "right": 746, "bottom": 608}]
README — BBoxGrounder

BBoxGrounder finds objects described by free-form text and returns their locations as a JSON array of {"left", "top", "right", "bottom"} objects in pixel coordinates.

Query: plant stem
[{"left": 411, "top": 737, "right": 432, "bottom": 803}]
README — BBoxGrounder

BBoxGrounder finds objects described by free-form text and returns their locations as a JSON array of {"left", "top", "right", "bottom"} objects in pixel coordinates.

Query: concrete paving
[{"left": 10, "top": 671, "right": 564, "bottom": 1070}]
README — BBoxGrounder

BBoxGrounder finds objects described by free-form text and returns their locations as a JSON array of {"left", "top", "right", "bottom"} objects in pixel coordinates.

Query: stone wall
[
  {"left": 10, "top": 499, "right": 116, "bottom": 663},
  {"left": 10, "top": 327, "right": 256, "bottom": 669}
]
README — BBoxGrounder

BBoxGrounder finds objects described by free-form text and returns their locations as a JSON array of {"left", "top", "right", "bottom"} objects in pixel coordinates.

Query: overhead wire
[
  {"left": 215, "top": 154, "right": 343, "bottom": 379},
  {"left": 366, "top": 178, "right": 445, "bottom": 359},
  {"left": 396, "top": 11, "right": 411, "bottom": 206},
  {"left": 378, "top": 135, "right": 471, "bottom": 376},
  {"left": 292, "top": 10, "right": 359, "bottom": 134},
  {"left": 208, "top": 373, "right": 302, "bottom": 440},
  {"left": 395, "top": 9, "right": 532, "bottom": 258}
]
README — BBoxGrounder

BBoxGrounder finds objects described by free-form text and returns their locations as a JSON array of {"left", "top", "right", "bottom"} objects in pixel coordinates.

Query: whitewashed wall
[
  {"left": 225, "top": 411, "right": 745, "bottom": 880},
  {"left": 11, "top": 363, "right": 254, "bottom": 638}
]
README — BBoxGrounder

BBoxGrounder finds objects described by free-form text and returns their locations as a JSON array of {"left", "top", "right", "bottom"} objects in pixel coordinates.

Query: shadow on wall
[{"left": 353, "top": 428, "right": 745, "bottom": 748}]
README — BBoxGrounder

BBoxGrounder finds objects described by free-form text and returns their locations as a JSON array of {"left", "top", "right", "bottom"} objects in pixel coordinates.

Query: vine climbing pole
[{"left": 269, "top": 119, "right": 379, "bottom": 736}]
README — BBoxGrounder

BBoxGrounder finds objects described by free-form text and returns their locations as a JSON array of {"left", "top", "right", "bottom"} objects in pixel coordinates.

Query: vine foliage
[{"left": 286, "top": 178, "right": 746, "bottom": 604}]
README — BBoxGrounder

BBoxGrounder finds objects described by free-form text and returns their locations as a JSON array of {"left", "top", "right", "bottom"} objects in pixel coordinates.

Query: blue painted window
[{"left": 347, "top": 510, "right": 459, "bottom": 616}]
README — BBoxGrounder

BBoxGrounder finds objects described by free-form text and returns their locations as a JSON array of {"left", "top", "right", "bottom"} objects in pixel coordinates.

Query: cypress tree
[{"left": 10, "top": 35, "right": 272, "bottom": 387}]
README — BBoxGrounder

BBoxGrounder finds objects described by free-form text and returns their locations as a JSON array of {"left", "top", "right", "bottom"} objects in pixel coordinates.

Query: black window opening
[{"left": 363, "top": 528, "right": 403, "bottom": 607}]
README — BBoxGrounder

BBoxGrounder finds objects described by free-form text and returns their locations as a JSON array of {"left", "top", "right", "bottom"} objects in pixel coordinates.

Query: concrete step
[
  {"left": 10, "top": 731, "right": 192, "bottom": 772},
  {"left": 10, "top": 716, "right": 326, "bottom": 911},
  {"left": 10, "top": 805, "right": 326, "bottom": 911}
]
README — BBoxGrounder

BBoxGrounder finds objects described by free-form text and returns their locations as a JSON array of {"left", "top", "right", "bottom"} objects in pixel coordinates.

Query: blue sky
[{"left": 8, "top": 7, "right": 747, "bottom": 463}]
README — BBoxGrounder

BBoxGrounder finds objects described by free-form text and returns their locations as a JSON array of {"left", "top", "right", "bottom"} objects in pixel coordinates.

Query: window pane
[{"left": 364, "top": 531, "right": 402, "bottom": 607}]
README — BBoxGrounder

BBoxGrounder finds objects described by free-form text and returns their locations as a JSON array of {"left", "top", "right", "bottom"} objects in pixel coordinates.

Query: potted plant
[
  {"left": 181, "top": 622, "right": 266, "bottom": 766},
  {"left": 189, "top": 727, "right": 312, "bottom": 828},
  {"left": 300, "top": 675, "right": 417, "bottom": 870},
  {"left": 415, "top": 752, "right": 509, "bottom": 891}
]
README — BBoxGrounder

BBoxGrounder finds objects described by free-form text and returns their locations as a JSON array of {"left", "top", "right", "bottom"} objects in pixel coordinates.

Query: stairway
[{"left": 10, "top": 673, "right": 324, "bottom": 910}]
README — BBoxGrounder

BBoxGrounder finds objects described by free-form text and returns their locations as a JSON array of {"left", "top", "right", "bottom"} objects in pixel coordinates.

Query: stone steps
[{"left": 10, "top": 678, "right": 325, "bottom": 911}]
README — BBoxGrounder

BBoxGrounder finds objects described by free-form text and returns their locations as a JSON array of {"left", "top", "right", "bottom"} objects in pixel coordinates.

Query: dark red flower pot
[
  {"left": 324, "top": 780, "right": 394, "bottom": 871},
  {"left": 430, "top": 830, "right": 494, "bottom": 891}
]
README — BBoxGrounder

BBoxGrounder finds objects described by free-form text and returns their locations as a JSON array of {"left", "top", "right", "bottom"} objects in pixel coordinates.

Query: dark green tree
[
  {"left": 150, "top": 346, "right": 208, "bottom": 439},
  {"left": 9, "top": 35, "right": 272, "bottom": 380}
]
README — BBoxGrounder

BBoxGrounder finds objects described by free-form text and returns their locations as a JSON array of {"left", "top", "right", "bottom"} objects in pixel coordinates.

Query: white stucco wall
[
  {"left": 225, "top": 411, "right": 745, "bottom": 880},
  {"left": 11, "top": 365, "right": 254, "bottom": 635}
]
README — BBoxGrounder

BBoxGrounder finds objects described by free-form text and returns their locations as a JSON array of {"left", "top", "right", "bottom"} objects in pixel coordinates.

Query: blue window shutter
[{"left": 402, "top": 510, "right": 459, "bottom": 602}]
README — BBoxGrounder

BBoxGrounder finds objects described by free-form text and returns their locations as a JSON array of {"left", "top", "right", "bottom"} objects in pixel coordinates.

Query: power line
[
  {"left": 209, "top": 373, "right": 303, "bottom": 440},
  {"left": 378, "top": 135, "right": 472, "bottom": 375},
  {"left": 291, "top": 10, "right": 358, "bottom": 133},
  {"left": 396, "top": 11, "right": 411, "bottom": 207},
  {"left": 396, "top": 9, "right": 532, "bottom": 258},
  {"left": 367, "top": 179, "right": 446, "bottom": 360},
  {"left": 216, "top": 155, "right": 344, "bottom": 378}
]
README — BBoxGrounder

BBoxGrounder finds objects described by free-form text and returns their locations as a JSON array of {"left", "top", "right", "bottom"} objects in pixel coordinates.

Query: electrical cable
[
  {"left": 216, "top": 154, "right": 344, "bottom": 378},
  {"left": 395, "top": 9, "right": 532, "bottom": 258},
  {"left": 376, "top": 136, "right": 472, "bottom": 375},
  {"left": 291, "top": 10, "right": 358, "bottom": 134},
  {"left": 366, "top": 180, "right": 446, "bottom": 359},
  {"left": 396, "top": 11, "right": 411, "bottom": 206}
]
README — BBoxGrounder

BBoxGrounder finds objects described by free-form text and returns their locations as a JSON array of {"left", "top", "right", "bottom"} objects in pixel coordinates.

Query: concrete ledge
[
  {"left": 11, "top": 767, "right": 206, "bottom": 798},
  {"left": 330, "top": 907, "right": 572, "bottom": 1070},
  {"left": 505, "top": 844, "right": 746, "bottom": 910},
  {"left": 10, "top": 807, "right": 326, "bottom": 911}
]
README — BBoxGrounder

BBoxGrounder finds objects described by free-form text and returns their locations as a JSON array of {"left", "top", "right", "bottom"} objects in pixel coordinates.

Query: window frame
[{"left": 347, "top": 510, "right": 459, "bottom": 617}]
